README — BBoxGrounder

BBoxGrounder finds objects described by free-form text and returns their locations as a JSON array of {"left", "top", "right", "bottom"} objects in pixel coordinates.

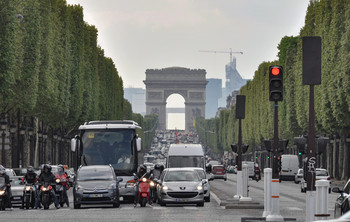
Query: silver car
[
  {"left": 192, "top": 168, "right": 211, "bottom": 202},
  {"left": 157, "top": 168, "right": 205, "bottom": 207},
  {"left": 294, "top": 169, "right": 303, "bottom": 184}
]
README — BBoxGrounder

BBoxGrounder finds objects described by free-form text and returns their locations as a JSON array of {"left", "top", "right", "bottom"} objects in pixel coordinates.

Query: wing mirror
[
  {"left": 332, "top": 187, "right": 342, "bottom": 193},
  {"left": 117, "top": 177, "right": 123, "bottom": 183},
  {"left": 136, "top": 138, "right": 142, "bottom": 152},
  {"left": 208, "top": 178, "right": 214, "bottom": 181}
]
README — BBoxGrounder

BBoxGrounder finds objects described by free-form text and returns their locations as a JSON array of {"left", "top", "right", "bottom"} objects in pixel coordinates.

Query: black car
[
  {"left": 73, "top": 165, "right": 122, "bottom": 209},
  {"left": 333, "top": 179, "right": 350, "bottom": 218}
]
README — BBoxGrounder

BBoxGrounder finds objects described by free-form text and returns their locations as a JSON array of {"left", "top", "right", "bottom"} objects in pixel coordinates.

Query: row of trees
[
  {"left": 0, "top": 0, "right": 157, "bottom": 167},
  {"left": 197, "top": 0, "right": 350, "bottom": 180}
]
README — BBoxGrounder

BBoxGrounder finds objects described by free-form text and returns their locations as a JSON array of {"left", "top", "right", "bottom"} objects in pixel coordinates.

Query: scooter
[
  {"left": 40, "top": 182, "right": 54, "bottom": 210},
  {"left": 55, "top": 177, "right": 67, "bottom": 207},
  {"left": 254, "top": 171, "right": 261, "bottom": 182},
  {"left": 23, "top": 183, "right": 36, "bottom": 209},
  {"left": 130, "top": 173, "right": 154, "bottom": 207}
]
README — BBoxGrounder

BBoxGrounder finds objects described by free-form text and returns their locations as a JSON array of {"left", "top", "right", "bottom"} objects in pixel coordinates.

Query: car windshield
[
  {"left": 164, "top": 170, "right": 200, "bottom": 182},
  {"left": 168, "top": 156, "right": 204, "bottom": 168},
  {"left": 299, "top": 169, "right": 303, "bottom": 174},
  {"left": 77, "top": 167, "right": 114, "bottom": 181},
  {"left": 195, "top": 169, "right": 205, "bottom": 179},
  {"left": 10, "top": 178, "right": 22, "bottom": 186},
  {"left": 316, "top": 170, "right": 328, "bottom": 176}
]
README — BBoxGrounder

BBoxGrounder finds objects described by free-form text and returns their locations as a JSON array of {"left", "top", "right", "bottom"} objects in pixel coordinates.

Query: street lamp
[
  {"left": 28, "top": 127, "right": 34, "bottom": 166},
  {"left": 57, "top": 135, "right": 62, "bottom": 164},
  {"left": 19, "top": 127, "right": 26, "bottom": 168},
  {"left": 10, "top": 124, "right": 16, "bottom": 168},
  {"left": 43, "top": 132, "right": 48, "bottom": 164},
  {"left": 38, "top": 131, "right": 43, "bottom": 164},
  {"left": 1, "top": 119, "right": 8, "bottom": 166}
]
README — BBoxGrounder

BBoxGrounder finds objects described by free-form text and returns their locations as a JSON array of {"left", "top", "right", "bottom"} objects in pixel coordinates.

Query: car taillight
[{"left": 327, "top": 177, "right": 330, "bottom": 180}]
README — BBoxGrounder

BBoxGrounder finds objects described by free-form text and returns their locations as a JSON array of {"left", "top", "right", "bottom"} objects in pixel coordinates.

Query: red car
[{"left": 210, "top": 165, "right": 227, "bottom": 181}]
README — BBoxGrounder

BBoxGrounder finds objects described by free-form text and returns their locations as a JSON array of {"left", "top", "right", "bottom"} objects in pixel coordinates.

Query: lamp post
[
  {"left": 53, "top": 133, "right": 57, "bottom": 164},
  {"left": 19, "top": 127, "right": 26, "bottom": 168},
  {"left": 1, "top": 120, "right": 7, "bottom": 166},
  {"left": 43, "top": 132, "right": 48, "bottom": 164},
  {"left": 58, "top": 136, "right": 62, "bottom": 164},
  {"left": 10, "top": 124, "right": 16, "bottom": 168},
  {"left": 28, "top": 127, "right": 34, "bottom": 166},
  {"left": 38, "top": 131, "right": 43, "bottom": 164}
]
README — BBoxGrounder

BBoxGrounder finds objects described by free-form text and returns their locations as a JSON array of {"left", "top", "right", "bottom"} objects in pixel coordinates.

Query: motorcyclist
[
  {"left": 0, "top": 166, "right": 13, "bottom": 210},
  {"left": 20, "top": 166, "right": 39, "bottom": 209},
  {"left": 151, "top": 164, "right": 162, "bottom": 180},
  {"left": 254, "top": 163, "right": 261, "bottom": 181},
  {"left": 38, "top": 164, "right": 60, "bottom": 209},
  {"left": 133, "top": 165, "right": 151, "bottom": 207},
  {"left": 54, "top": 164, "right": 69, "bottom": 207}
]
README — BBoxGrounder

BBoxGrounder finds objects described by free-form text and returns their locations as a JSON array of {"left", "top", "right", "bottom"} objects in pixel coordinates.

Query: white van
[
  {"left": 166, "top": 144, "right": 205, "bottom": 169},
  {"left": 280, "top": 154, "right": 299, "bottom": 181},
  {"left": 242, "top": 161, "right": 255, "bottom": 178}
]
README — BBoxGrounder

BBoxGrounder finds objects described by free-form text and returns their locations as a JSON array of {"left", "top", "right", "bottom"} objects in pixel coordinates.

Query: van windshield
[{"left": 168, "top": 156, "right": 204, "bottom": 168}]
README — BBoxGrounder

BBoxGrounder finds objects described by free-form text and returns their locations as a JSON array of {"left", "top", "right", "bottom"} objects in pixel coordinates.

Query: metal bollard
[
  {"left": 234, "top": 170, "right": 243, "bottom": 200},
  {"left": 263, "top": 168, "right": 272, "bottom": 217},
  {"left": 315, "top": 180, "right": 330, "bottom": 221}
]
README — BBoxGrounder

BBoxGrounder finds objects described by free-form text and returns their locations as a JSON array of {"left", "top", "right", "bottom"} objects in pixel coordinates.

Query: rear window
[
  {"left": 213, "top": 166, "right": 225, "bottom": 171},
  {"left": 316, "top": 170, "right": 328, "bottom": 176},
  {"left": 77, "top": 167, "right": 114, "bottom": 181}
]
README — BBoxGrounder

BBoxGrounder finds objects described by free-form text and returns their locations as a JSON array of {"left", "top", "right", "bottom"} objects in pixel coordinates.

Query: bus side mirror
[
  {"left": 136, "top": 138, "right": 142, "bottom": 152},
  {"left": 71, "top": 138, "right": 77, "bottom": 152}
]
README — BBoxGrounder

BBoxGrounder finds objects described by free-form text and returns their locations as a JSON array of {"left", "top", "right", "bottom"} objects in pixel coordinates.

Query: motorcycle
[
  {"left": 55, "top": 177, "right": 67, "bottom": 207},
  {"left": 0, "top": 178, "right": 9, "bottom": 211},
  {"left": 130, "top": 173, "right": 154, "bottom": 207},
  {"left": 254, "top": 170, "right": 261, "bottom": 182},
  {"left": 23, "top": 183, "right": 36, "bottom": 209},
  {"left": 40, "top": 182, "right": 54, "bottom": 210}
]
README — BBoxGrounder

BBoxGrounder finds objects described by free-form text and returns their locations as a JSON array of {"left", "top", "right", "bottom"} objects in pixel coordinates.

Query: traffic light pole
[
  {"left": 234, "top": 118, "right": 243, "bottom": 200},
  {"left": 266, "top": 101, "right": 283, "bottom": 221},
  {"left": 306, "top": 85, "right": 316, "bottom": 222}
]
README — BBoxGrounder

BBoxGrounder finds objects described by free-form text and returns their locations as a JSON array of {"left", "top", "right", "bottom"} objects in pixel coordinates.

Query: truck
[
  {"left": 71, "top": 120, "right": 142, "bottom": 201},
  {"left": 166, "top": 144, "right": 205, "bottom": 169}
]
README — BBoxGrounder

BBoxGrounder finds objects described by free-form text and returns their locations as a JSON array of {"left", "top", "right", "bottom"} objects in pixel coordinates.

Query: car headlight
[
  {"left": 0, "top": 190, "right": 5, "bottom": 196},
  {"left": 162, "top": 185, "right": 168, "bottom": 191},
  {"left": 150, "top": 181, "right": 155, "bottom": 187},
  {"left": 126, "top": 180, "right": 136, "bottom": 188},
  {"left": 197, "top": 185, "right": 203, "bottom": 191},
  {"left": 25, "top": 186, "right": 31, "bottom": 191},
  {"left": 108, "top": 184, "right": 116, "bottom": 190}
]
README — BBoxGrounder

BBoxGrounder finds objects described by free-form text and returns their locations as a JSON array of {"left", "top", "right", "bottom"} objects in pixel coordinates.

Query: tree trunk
[
  {"left": 327, "top": 141, "right": 333, "bottom": 178},
  {"left": 342, "top": 134, "right": 348, "bottom": 180},
  {"left": 34, "top": 118, "right": 39, "bottom": 168},
  {"left": 339, "top": 135, "right": 345, "bottom": 180},
  {"left": 332, "top": 137, "right": 338, "bottom": 179}
]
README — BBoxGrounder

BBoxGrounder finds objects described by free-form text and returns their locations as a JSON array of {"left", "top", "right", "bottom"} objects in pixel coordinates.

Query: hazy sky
[{"left": 66, "top": 0, "right": 309, "bottom": 89}]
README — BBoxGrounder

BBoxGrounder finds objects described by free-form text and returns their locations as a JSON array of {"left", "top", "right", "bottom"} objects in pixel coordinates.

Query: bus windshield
[{"left": 80, "top": 129, "right": 136, "bottom": 175}]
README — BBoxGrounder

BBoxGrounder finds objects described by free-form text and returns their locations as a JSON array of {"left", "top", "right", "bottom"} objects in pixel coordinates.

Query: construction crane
[{"left": 199, "top": 48, "right": 243, "bottom": 63}]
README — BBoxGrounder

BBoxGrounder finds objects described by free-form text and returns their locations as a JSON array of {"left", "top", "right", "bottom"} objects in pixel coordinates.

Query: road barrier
[
  {"left": 315, "top": 180, "right": 330, "bottom": 221},
  {"left": 263, "top": 168, "right": 272, "bottom": 217}
]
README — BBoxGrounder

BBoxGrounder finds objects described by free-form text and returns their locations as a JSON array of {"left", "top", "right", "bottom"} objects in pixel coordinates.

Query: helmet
[
  {"left": 27, "top": 166, "right": 34, "bottom": 174},
  {"left": 43, "top": 164, "right": 52, "bottom": 172},
  {"left": 139, "top": 165, "right": 146, "bottom": 174},
  {"left": 39, "top": 164, "right": 44, "bottom": 172},
  {"left": 58, "top": 164, "right": 64, "bottom": 173},
  {"left": 154, "top": 164, "right": 160, "bottom": 170},
  {"left": 0, "top": 166, "right": 6, "bottom": 175}
]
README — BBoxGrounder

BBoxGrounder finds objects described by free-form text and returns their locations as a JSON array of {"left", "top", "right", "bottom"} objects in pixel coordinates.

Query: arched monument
[{"left": 144, "top": 67, "right": 207, "bottom": 132}]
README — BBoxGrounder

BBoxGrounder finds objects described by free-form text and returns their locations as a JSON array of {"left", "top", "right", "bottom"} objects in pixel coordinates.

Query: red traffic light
[{"left": 271, "top": 67, "right": 281, "bottom": 76}]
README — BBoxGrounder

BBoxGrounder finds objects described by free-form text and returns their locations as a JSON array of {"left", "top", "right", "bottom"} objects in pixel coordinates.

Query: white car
[
  {"left": 192, "top": 168, "right": 211, "bottom": 202},
  {"left": 294, "top": 169, "right": 303, "bottom": 184},
  {"left": 301, "top": 168, "right": 331, "bottom": 193}
]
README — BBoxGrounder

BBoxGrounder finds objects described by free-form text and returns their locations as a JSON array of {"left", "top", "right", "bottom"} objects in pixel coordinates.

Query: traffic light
[
  {"left": 242, "top": 144, "right": 249, "bottom": 153},
  {"left": 269, "top": 65, "right": 283, "bottom": 102},
  {"left": 231, "top": 144, "right": 237, "bottom": 153},
  {"left": 276, "top": 155, "right": 282, "bottom": 173},
  {"left": 263, "top": 140, "right": 272, "bottom": 152},
  {"left": 278, "top": 139, "right": 289, "bottom": 153},
  {"left": 294, "top": 136, "right": 307, "bottom": 155},
  {"left": 316, "top": 136, "right": 329, "bottom": 154}
]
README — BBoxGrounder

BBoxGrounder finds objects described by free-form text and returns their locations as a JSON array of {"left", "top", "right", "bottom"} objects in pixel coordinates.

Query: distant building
[
  {"left": 206, "top": 78, "right": 222, "bottom": 119},
  {"left": 224, "top": 57, "right": 247, "bottom": 99},
  {"left": 124, "top": 87, "right": 146, "bottom": 115}
]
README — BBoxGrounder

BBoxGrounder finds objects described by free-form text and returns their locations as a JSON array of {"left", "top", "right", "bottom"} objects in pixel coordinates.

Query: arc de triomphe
[{"left": 144, "top": 67, "right": 207, "bottom": 132}]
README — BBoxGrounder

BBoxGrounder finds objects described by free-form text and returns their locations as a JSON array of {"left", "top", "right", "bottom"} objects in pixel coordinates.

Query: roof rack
[{"left": 85, "top": 120, "right": 139, "bottom": 126}]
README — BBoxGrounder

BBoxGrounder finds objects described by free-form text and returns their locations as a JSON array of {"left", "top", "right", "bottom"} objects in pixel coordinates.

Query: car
[
  {"left": 210, "top": 165, "right": 227, "bottom": 181},
  {"left": 73, "top": 165, "right": 123, "bottom": 209},
  {"left": 332, "top": 179, "right": 350, "bottom": 218},
  {"left": 156, "top": 168, "right": 205, "bottom": 207},
  {"left": 13, "top": 168, "right": 27, "bottom": 177},
  {"left": 191, "top": 167, "right": 211, "bottom": 202},
  {"left": 5, "top": 168, "right": 16, "bottom": 177},
  {"left": 301, "top": 168, "right": 331, "bottom": 193},
  {"left": 10, "top": 176, "right": 25, "bottom": 207},
  {"left": 242, "top": 161, "right": 255, "bottom": 179},
  {"left": 294, "top": 169, "right": 303, "bottom": 184},
  {"left": 280, "top": 154, "right": 299, "bottom": 181}
]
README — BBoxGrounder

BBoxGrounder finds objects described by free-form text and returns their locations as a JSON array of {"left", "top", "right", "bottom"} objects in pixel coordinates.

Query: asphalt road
[{"left": 0, "top": 174, "right": 342, "bottom": 222}]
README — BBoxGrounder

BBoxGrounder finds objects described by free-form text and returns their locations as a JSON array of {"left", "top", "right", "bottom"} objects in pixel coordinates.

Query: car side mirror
[
  {"left": 117, "top": 177, "right": 123, "bottom": 183},
  {"left": 19, "top": 181, "right": 24, "bottom": 185},
  {"left": 71, "top": 138, "right": 77, "bottom": 152},
  {"left": 136, "top": 138, "right": 142, "bottom": 152},
  {"left": 332, "top": 187, "right": 342, "bottom": 193},
  {"left": 201, "top": 179, "right": 207, "bottom": 184},
  {"left": 208, "top": 178, "right": 214, "bottom": 181}
]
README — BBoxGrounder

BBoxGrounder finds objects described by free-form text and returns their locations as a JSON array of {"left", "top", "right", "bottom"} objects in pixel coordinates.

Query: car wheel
[
  {"left": 329, "top": 188, "right": 331, "bottom": 194},
  {"left": 204, "top": 195, "right": 210, "bottom": 202},
  {"left": 159, "top": 198, "right": 166, "bottom": 207},
  {"left": 224, "top": 178, "right": 227, "bottom": 181},
  {"left": 197, "top": 202, "right": 204, "bottom": 207},
  {"left": 113, "top": 202, "right": 120, "bottom": 208},
  {"left": 74, "top": 200, "right": 81, "bottom": 209}
]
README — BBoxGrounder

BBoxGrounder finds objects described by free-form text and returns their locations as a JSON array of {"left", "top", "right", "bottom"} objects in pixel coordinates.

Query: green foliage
[{"left": 198, "top": 0, "right": 350, "bottom": 154}]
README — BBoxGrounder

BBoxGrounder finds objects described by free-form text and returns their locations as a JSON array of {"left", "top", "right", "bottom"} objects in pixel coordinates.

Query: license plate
[{"left": 89, "top": 194, "right": 103, "bottom": 198}]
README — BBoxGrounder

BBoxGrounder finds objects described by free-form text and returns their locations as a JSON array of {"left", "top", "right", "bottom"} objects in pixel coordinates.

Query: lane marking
[
  {"left": 210, "top": 191, "right": 221, "bottom": 205},
  {"left": 286, "top": 207, "right": 302, "bottom": 211},
  {"left": 183, "top": 207, "right": 198, "bottom": 210}
]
